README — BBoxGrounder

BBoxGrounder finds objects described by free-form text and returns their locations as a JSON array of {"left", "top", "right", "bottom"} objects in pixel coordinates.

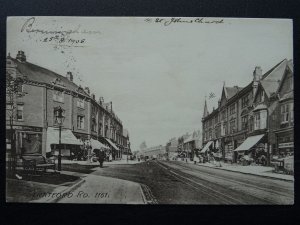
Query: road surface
[{"left": 62, "top": 160, "right": 294, "bottom": 204}]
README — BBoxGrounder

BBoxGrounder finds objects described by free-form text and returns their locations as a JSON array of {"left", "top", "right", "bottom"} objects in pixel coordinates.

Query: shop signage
[
  {"left": 278, "top": 142, "right": 294, "bottom": 149},
  {"left": 6, "top": 125, "right": 43, "bottom": 132}
]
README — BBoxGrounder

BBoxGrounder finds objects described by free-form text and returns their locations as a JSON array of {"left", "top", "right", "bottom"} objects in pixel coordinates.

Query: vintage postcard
[{"left": 6, "top": 17, "right": 294, "bottom": 204}]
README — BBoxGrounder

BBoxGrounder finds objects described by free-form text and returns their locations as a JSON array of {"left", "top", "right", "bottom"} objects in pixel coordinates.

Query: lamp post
[{"left": 54, "top": 106, "right": 65, "bottom": 171}]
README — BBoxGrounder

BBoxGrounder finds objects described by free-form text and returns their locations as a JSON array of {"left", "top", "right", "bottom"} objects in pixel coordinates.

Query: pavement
[
  {"left": 176, "top": 159, "right": 294, "bottom": 181},
  {"left": 28, "top": 166, "right": 145, "bottom": 204},
  {"left": 57, "top": 167, "right": 146, "bottom": 204}
]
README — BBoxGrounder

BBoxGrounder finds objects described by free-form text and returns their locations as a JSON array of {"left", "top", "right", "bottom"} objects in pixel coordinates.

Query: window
[
  {"left": 258, "top": 91, "right": 265, "bottom": 103},
  {"left": 290, "top": 103, "right": 294, "bottom": 122},
  {"left": 77, "top": 98, "right": 84, "bottom": 108},
  {"left": 241, "top": 95, "right": 249, "bottom": 108},
  {"left": 281, "top": 104, "right": 290, "bottom": 124},
  {"left": 221, "top": 110, "right": 226, "bottom": 120},
  {"left": 249, "top": 116, "right": 254, "bottom": 132},
  {"left": 241, "top": 115, "right": 248, "bottom": 130},
  {"left": 91, "top": 119, "right": 97, "bottom": 132},
  {"left": 209, "top": 119, "right": 212, "bottom": 127},
  {"left": 53, "top": 90, "right": 64, "bottom": 102},
  {"left": 229, "top": 120, "right": 236, "bottom": 134},
  {"left": 209, "top": 130, "right": 212, "bottom": 140},
  {"left": 222, "top": 122, "right": 227, "bottom": 136},
  {"left": 77, "top": 115, "right": 85, "bottom": 129},
  {"left": 17, "top": 105, "right": 23, "bottom": 120},
  {"left": 254, "top": 113, "right": 260, "bottom": 130},
  {"left": 229, "top": 104, "right": 235, "bottom": 115}
]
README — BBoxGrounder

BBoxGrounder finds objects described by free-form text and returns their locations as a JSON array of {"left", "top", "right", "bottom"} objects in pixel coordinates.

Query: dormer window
[{"left": 53, "top": 90, "right": 64, "bottom": 102}]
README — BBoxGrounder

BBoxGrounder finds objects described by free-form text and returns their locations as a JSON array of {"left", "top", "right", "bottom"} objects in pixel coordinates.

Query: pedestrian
[
  {"left": 193, "top": 155, "right": 199, "bottom": 164},
  {"left": 97, "top": 149, "right": 105, "bottom": 168},
  {"left": 109, "top": 153, "right": 112, "bottom": 162}
]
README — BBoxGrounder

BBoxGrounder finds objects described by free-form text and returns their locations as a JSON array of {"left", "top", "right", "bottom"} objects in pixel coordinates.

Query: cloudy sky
[{"left": 7, "top": 17, "right": 293, "bottom": 151}]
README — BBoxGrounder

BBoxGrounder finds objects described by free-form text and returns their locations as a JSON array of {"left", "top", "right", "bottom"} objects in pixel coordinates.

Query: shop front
[
  {"left": 46, "top": 127, "right": 82, "bottom": 159},
  {"left": 276, "top": 130, "right": 294, "bottom": 157},
  {"left": 104, "top": 138, "right": 121, "bottom": 160},
  {"left": 233, "top": 134, "right": 267, "bottom": 165}
]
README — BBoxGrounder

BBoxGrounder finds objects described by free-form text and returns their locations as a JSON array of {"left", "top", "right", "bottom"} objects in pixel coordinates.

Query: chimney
[
  {"left": 99, "top": 97, "right": 104, "bottom": 105},
  {"left": 253, "top": 66, "right": 262, "bottom": 96},
  {"left": 91, "top": 93, "right": 95, "bottom": 100},
  {"left": 253, "top": 66, "right": 262, "bottom": 81},
  {"left": 16, "top": 50, "right": 26, "bottom": 62},
  {"left": 84, "top": 87, "right": 90, "bottom": 94},
  {"left": 66, "top": 72, "right": 73, "bottom": 82}
]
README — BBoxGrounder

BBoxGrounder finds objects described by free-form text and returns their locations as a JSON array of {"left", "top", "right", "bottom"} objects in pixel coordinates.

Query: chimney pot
[{"left": 66, "top": 71, "right": 73, "bottom": 82}]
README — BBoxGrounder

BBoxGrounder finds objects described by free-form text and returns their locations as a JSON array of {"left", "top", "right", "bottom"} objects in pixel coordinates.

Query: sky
[{"left": 7, "top": 17, "right": 293, "bottom": 151}]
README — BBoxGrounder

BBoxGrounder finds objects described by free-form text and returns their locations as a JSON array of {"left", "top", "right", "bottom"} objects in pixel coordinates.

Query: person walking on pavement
[
  {"left": 109, "top": 153, "right": 113, "bottom": 162},
  {"left": 97, "top": 148, "right": 105, "bottom": 168}
]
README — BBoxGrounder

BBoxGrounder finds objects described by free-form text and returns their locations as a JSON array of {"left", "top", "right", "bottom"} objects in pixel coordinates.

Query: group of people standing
[{"left": 94, "top": 149, "right": 113, "bottom": 168}]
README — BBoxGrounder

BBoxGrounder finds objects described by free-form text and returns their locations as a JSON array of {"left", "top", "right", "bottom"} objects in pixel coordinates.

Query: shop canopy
[
  {"left": 233, "top": 134, "right": 265, "bottom": 152},
  {"left": 46, "top": 127, "right": 82, "bottom": 153},
  {"left": 90, "top": 138, "right": 110, "bottom": 150},
  {"left": 105, "top": 138, "right": 120, "bottom": 151},
  {"left": 200, "top": 141, "right": 213, "bottom": 153}
]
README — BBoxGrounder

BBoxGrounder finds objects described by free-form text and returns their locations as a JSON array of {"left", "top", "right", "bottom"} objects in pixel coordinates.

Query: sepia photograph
[{"left": 6, "top": 16, "right": 294, "bottom": 204}]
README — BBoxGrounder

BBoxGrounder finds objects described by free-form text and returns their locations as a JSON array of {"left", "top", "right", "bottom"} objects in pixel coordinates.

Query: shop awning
[
  {"left": 46, "top": 127, "right": 82, "bottom": 153},
  {"left": 233, "top": 134, "right": 265, "bottom": 152},
  {"left": 90, "top": 138, "right": 110, "bottom": 150},
  {"left": 105, "top": 138, "right": 120, "bottom": 151},
  {"left": 200, "top": 141, "right": 213, "bottom": 153}
]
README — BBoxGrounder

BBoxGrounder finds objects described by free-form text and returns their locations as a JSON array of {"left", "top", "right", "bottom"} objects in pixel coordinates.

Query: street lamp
[{"left": 54, "top": 106, "right": 65, "bottom": 171}]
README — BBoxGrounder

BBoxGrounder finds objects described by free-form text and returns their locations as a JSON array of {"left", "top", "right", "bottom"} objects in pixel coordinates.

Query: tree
[{"left": 6, "top": 69, "right": 27, "bottom": 176}]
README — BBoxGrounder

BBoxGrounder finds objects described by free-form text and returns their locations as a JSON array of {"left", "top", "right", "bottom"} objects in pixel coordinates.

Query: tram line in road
[
  {"left": 165, "top": 161, "right": 293, "bottom": 201},
  {"left": 155, "top": 161, "right": 244, "bottom": 204},
  {"left": 155, "top": 160, "right": 289, "bottom": 204}
]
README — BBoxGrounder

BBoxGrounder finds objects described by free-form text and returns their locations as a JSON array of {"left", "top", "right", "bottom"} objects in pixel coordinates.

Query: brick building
[
  {"left": 201, "top": 59, "right": 293, "bottom": 164},
  {"left": 6, "top": 51, "right": 131, "bottom": 161}
]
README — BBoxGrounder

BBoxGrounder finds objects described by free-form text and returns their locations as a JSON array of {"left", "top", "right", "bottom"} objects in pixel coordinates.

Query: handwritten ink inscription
[
  {"left": 20, "top": 17, "right": 101, "bottom": 48},
  {"left": 145, "top": 17, "right": 224, "bottom": 26}
]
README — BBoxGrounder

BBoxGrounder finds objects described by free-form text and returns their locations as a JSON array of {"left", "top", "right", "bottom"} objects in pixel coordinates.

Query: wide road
[{"left": 93, "top": 160, "right": 294, "bottom": 204}]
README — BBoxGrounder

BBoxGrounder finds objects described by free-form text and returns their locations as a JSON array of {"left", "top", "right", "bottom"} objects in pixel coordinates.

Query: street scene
[{"left": 6, "top": 17, "right": 294, "bottom": 204}]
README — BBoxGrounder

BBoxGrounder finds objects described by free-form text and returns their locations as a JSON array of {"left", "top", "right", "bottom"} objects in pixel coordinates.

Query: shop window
[
  {"left": 17, "top": 105, "right": 24, "bottom": 121},
  {"left": 77, "top": 115, "right": 85, "bottom": 129},
  {"left": 19, "top": 132, "right": 42, "bottom": 154},
  {"left": 53, "top": 90, "right": 64, "bottom": 102},
  {"left": 77, "top": 98, "right": 84, "bottom": 108},
  {"left": 281, "top": 104, "right": 290, "bottom": 124}
]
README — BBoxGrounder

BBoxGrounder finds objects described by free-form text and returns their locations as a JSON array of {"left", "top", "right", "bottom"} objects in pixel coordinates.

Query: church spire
[{"left": 203, "top": 96, "right": 209, "bottom": 118}]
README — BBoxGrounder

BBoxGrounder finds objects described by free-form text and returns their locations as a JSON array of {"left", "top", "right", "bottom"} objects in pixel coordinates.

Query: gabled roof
[
  {"left": 254, "top": 59, "right": 292, "bottom": 101},
  {"left": 263, "top": 59, "right": 288, "bottom": 81},
  {"left": 225, "top": 86, "right": 243, "bottom": 99},
  {"left": 10, "top": 58, "right": 90, "bottom": 97},
  {"left": 260, "top": 80, "right": 280, "bottom": 98}
]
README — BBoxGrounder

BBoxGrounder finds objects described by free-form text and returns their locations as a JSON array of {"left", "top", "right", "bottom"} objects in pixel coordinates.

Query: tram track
[{"left": 156, "top": 160, "right": 290, "bottom": 204}]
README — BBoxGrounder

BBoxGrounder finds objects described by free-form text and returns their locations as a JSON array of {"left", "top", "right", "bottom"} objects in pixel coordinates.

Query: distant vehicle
[
  {"left": 152, "top": 155, "right": 157, "bottom": 160},
  {"left": 144, "top": 156, "right": 149, "bottom": 161}
]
